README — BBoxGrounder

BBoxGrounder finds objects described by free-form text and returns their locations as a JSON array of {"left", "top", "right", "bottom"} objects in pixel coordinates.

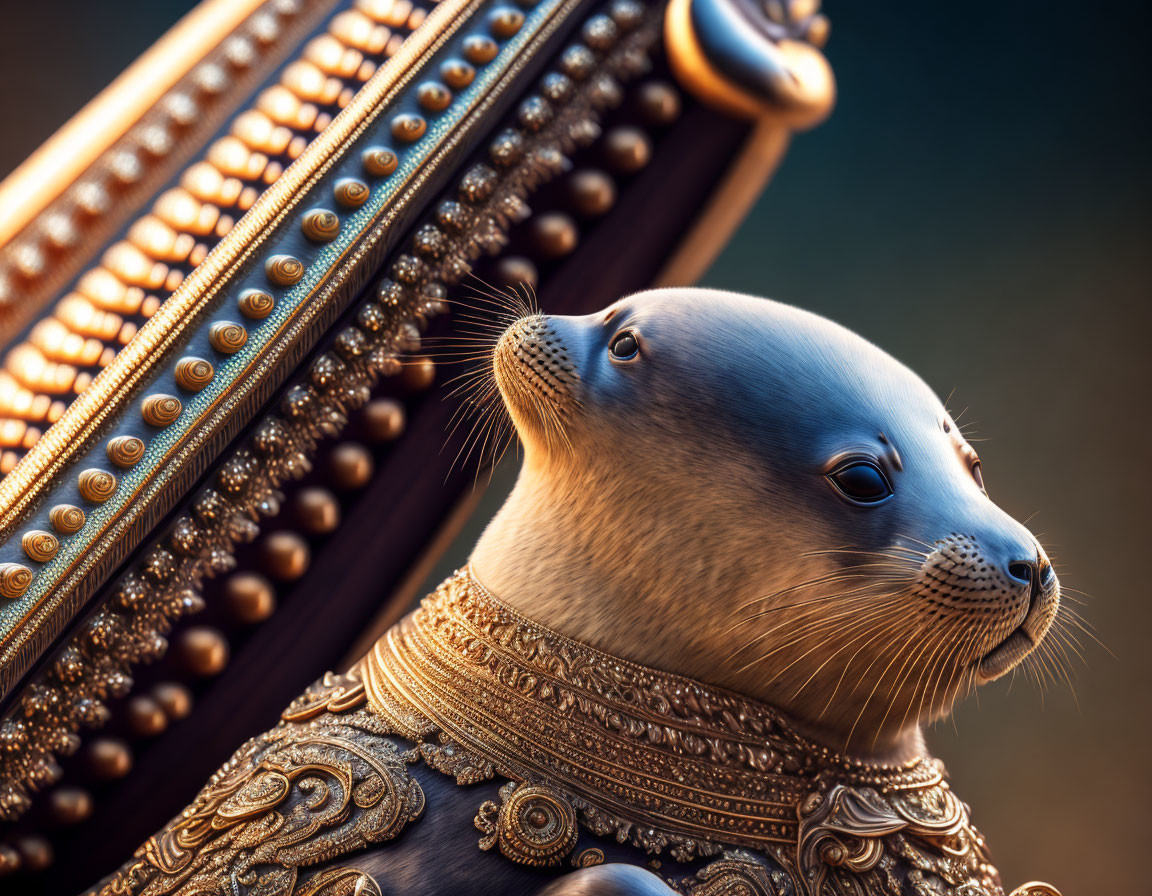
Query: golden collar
[{"left": 354, "top": 568, "right": 1030, "bottom": 894}]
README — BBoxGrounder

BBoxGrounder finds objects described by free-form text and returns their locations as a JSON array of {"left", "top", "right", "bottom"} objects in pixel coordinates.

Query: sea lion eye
[
  {"left": 827, "top": 460, "right": 893, "bottom": 505},
  {"left": 608, "top": 329, "right": 639, "bottom": 362}
]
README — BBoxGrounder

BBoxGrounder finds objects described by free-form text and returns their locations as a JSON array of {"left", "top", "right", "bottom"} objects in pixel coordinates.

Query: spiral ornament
[
  {"left": 106, "top": 436, "right": 145, "bottom": 468},
  {"left": 49, "top": 505, "right": 86, "bottom": 534},
  {"left": 417, "top": 82, "right": 452, "bottom": 112},
  {"left": 265, "top": 254, "right": 304, "bottom": 286},
  {"left": 333, "top": 178, "right": 370, "bottom": 208},
  {"left": 78, "top": 469, "right": 117, "bottom": 502},
  {"left": 0, "top": 563, "right": 32, "bottom": 600},
  {"left": 209, "top": 322, "right": 248, "bottom": 354},
  {"left": 237, "top": 290, "right": 274, "bottom": 320},
  {"left": 175, "top": 357, "right": 214, "bottom": 390},
  {"left": 22, "top": 530, "right": 59, "bottom": 563},
  {"left": 476, "top": 782, "right": 578, "bottom": 868},
  {"left": 142, "top": 394, "right": 182, "bottom": 427},
  {"left": 391, "top": 114, "right": 427, "bottom": 143},
  {"left": 489, "top": 8, "right": 525, "bottom": 38},
  {"left": 362, "top": 147, "right": 398, "bottom": 177},
  {"left": 301, "top": 209, "right": 340, "bottom": 242}
]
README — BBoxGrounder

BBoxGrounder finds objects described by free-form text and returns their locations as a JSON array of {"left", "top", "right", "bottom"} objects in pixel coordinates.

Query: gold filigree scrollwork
[
  {"left": 95, "top": 674, "right": 423, "bottom": 896},
  {"left": 797, "top": 783, "right": 998, "bottom": 895},
  {"left": 677, "top": 850, "right": 795, "bottom": 895},
  {"left": 475, "top": 781, "right": 579, "bottom": 868},
  {"left": 295, "top": 866, "right": 382, "bottom": 896}
]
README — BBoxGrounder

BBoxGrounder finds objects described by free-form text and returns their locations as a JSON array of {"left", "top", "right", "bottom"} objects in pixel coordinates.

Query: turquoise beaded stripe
[{"left": 0, "top": 0, "right": 568, "bottom": 635}]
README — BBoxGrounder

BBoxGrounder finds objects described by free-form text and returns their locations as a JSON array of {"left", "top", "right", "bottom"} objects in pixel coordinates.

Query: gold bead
[
  {"left": 635, "top": 80, "right": 681, "bottom": 126},
  {"left": 22, "top": 530, "right": 59, "bottom": 563},
  {"left": 176, "top": 626, "right": 230, "bottom": 676},
  {"left": 260, "top": 531, "right": 311, "bottom": 581},
  {"left": 362, "top": 147, "right": 398, "bottom": 177},
  {"left": 222, "top": 572, "right": 278, "bottom": 622},
  {"left": 529, "top": 213, "right": 579, "bottom": 257},
  {"left": 328, "top": 443, "right": 374, "bottom": 490},
  {"left": 293, "top": 488, "right": 341, "bottom": 535},
  {"left": 301, "top": 208, "right": 340, "bottom": 242},
  {"left": 391, "top": 114, "right": 427, "bottom": 143},
  {"left": 175, "top": 356, "right": 215, "bottom": 390},
  {"left": 401, "top": 356, "right": 436, "bottom": 391},
  {"left": 493, "top": 256, "right": 538, "bottom": 290},
  {"left": 334, "top": 178, "right": 370, "bottom": 208},
  {"left": 47, "top": 787, "right": 93, "bottom": 825},
  {"left": 152, "top": 682, "right": 193, "bottom": 720},
  {"left": 265, "top": 253, "right": 304, "bottom": 286},
  {"left": 209, "top": 321, "right": 248, "bottom": 354},
  {"left": 49, "top": 504, "right": 86, "bottom": 535},
  {"left": 417, "top": 81, "right": 452, "bottom": 112},
  {"left": 237, "top": 289, "right": 275, "bottom": 320},
  {"left": 12, "top": 836, "right": 52, "bottom": 872},
  {"left": 0, "top": 845, "right": 19, "bottom": 875},
  {"left": 489, "top": 7, "right": 524, "bottom": 38},
  {"left": 125, "top": 695, "right": 168, "bottom": 737},
  {"left": 142, "top": 394, "right": 183, "bottom": 426},
  {"left": 361, "top": 398, "right": 405, "bottom": 442},
  {"left": 86, "top": 738, "right": 132, "bottom": 780},
  {"left": 78, "top": 469, "right": 117, "bottom": 502},
  {"left": 0, "top": 563, "right": 33, "bottom": 599},
  {"left": 567, "top": 169, "right": 616, "bottom": 216},
  {"left": 440, "top": 59, "right": 475, "bottom": 90},
  {"left": 603, "top": 126, "right": 652, "bottom": 173},
  {"left": 106, "top": 435, "right": 145, "bottom": 468},
  {"left": 463, "top": 35, "right": 499, "bottom": 64}
]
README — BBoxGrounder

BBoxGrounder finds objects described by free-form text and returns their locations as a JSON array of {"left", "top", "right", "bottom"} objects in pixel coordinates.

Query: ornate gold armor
[{"left": 96, "top": 570, "right": 1058, "bottom": 895}]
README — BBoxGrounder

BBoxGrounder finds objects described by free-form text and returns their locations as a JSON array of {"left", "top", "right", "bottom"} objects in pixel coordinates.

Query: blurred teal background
[{"left": 1, "top": 1, "right": 1148, "bottom": 892}]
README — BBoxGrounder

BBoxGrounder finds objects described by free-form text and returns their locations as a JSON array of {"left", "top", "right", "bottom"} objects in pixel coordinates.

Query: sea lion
[
  {"left": 474, "top": 286, "right": 1061, "bottom": 759},
  {"left": 94, "top": 288, "right": 1064, "bottom": 896}
]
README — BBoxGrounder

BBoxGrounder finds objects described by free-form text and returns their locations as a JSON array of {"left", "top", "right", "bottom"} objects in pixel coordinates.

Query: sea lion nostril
[{"left": 1007, "top": 560, "right": 1037, "bottom": 589}]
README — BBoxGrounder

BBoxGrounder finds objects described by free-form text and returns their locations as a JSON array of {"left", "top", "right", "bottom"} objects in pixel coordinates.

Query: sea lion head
[{"left": 474, "top": 287, "right": 1063, "bottom": 756}]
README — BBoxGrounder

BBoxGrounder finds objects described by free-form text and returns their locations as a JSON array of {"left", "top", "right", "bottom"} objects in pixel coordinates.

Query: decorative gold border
[
  {"left": 0, "top": 0, "right": 272, "bottom": 247},
  {"left": 0, "top": 0, "right": 481, "bottom": 530}
]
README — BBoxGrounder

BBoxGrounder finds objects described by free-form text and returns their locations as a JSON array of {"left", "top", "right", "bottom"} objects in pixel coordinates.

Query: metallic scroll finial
[{"left": 664, "top": 0, "right": 835, "bottom": 127}]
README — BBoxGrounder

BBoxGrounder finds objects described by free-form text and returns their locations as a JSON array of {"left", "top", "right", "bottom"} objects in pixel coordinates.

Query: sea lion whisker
[
  {"left": 1029, "top": 638, "right": 1065, "bottom": 701},
  {"left": 1048, "top": 618, "right": 1089, "bottom": 667},
  {"left": 802, "top": 545, "right": 925, "bottom": 560},
  {"left": 892, "top": 532, "right": 938, "bottom": 553},
  {"left": 730, "top": 575, "right": 915, "bottom": 628},
  {"left": 1055, "top": 606, "right": 1112, "bottom": 656},
  {"left": 744, "top": 610, "right": 906, "bottom": 687},
  {"left": 730, "top": 564, "right": 920, "bottom": 617},
  {"left": 791, "top": 614, "right": 911, "bottom": 703},
  {"left": 927, "top": 621, "right": 982, "bottom": 721},
  {"left": 901, "top": 619, "right": 973, "bottom": 734},
  {"left": 814, "top": 618, "right": 912, "bottom": 720},
  {"left": 1042, "top": 635, "right": 1082, "bottom": 708},
  {"left": 873, "top": 619, "right": 955, "bottom": 746},
  {"left": 844, "top": 606, "right": 943, "bottom": 748},
  {"left": 762, "top": 611, "right": 905, "bottom": 693},
  {"left": 728, "top": 593, "right": 908, "bottom": 670}
]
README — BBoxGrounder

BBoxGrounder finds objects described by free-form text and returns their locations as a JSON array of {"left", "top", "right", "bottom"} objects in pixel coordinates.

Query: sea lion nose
[
  {"left": 1006, "top": 558, "right": 1038, "bottom": 590},
  {"left": 1006, "top": 545, "right": 1056, "bottom": 595}
]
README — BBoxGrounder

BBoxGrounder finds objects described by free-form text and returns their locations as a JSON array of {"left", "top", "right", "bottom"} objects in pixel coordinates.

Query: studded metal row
[
  {"left": 0, "top": 0, "right": 660, "bottom": 846},
  {"left": 0, "top": 0, "right": 434, "bottom": 476}
]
